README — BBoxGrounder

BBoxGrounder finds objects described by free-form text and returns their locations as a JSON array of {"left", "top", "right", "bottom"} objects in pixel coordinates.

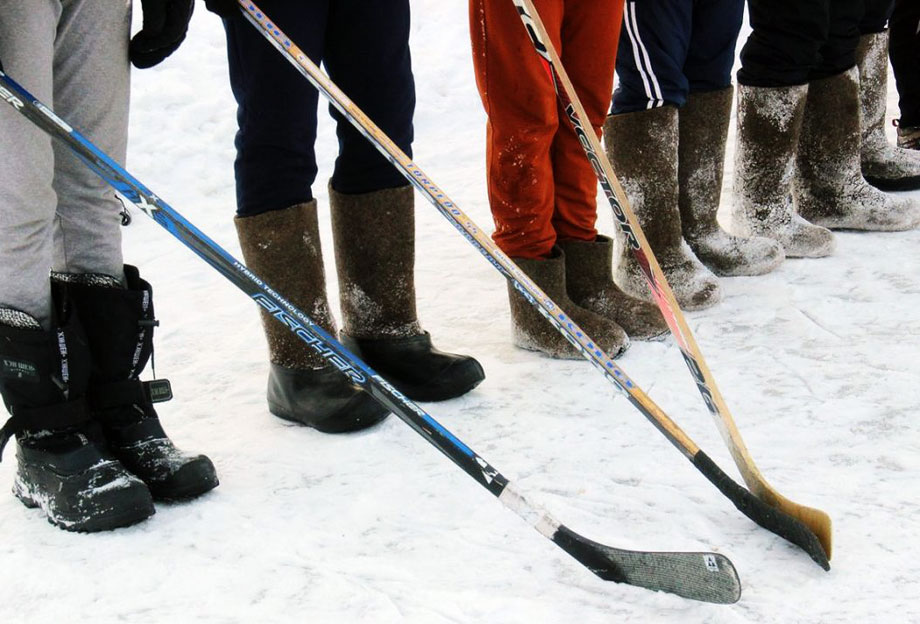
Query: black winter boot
[
  {"left": 330, "top": 185, "right": 485, "bottom": 402},
  {"left": 235, "top": 202, "right": 390, "bottom": 431},
  {"left": 678, "top": 87, "right": 784, "bottom": 276},
  {"left": 53, "top": 267, "right": 219, "bottom": 501},
  {"left": 557, "top": 235, "right": 666, "bottom": 341},
  {"left": 795, "top": 67, "right": 920, "bottom": 231},
  {"left": 0, "top": 306, "right": 154, "bottom": 531},
  {"left": 603, "top": 106, "right": 721, "bottom": 310},
  {"left": 507, "top": 247, "right": 629, "bottom": 360}
]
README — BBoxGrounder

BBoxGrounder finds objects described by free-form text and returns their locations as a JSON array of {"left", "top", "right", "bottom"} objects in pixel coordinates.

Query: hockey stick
[
  {"left": 0, "top": 70, "right": 742, "bottom": 603},
  {"left": 510, "top": 0, "right": 832, "bottom": 562},
  {"left": 234, "top": 2, "right": 828, "bottom": 569}
]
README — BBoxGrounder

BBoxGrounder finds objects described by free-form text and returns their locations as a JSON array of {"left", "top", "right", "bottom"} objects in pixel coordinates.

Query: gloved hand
[
  {"left": 204, "top": 0, "right": 241, "bottom": 19},
  {"left": 129, "top": 0, "right": 195, "bottom": 69}
]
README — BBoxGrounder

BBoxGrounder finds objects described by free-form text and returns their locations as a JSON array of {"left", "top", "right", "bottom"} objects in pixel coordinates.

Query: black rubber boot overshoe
[
  {"left": 53, "top": 267, "right": 218, "bottom": 501},
  {"left": 267, "top": 364, "right": 390, "bottom": 433},
  {"left": 0, "top": 307, "right": 154, "bottom": 531},
  {"left": 235, "top": 202, "right": 392, "bottom": 432},
  {"left": 340, "top": 331, "right": 485, "bottom": 402}
]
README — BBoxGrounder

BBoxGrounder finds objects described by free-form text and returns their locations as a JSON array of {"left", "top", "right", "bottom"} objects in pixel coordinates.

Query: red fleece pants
[{"left": 470, "top": 0, "right": 624, "bottom": 259}]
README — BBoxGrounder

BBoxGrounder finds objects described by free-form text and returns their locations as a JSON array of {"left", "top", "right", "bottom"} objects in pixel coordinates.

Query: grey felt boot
[
  {"left": 857, "top": 31, "right": 920, "bottom": 191},
  {"left": 604, "top": 106, "right": 721, "bottom": 311},
  {"left": 730, "top": 83, "right": 836, "bottom": 258},
  {"left": 795, "top": 67, "right": 920, "bottom": 231},
  {"left": 330, "top": 185, "right": 485, "bottom": 402},
  {"left": 235, "top": 202, "right": 390, "bottom": 432},
  {"left": 507, "top": 247, "right": 629, "bottom": 359},
  {"left": 678, "top": 87, "right": 784, "bottom": 276},
  {"left": 558, "top": 235, "right": 666, "bottom": 341}
]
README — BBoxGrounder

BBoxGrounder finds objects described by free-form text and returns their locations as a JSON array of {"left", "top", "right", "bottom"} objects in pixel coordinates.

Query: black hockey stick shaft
[{"left": 0, "top": 68, "right": 741, "bottom": 603}]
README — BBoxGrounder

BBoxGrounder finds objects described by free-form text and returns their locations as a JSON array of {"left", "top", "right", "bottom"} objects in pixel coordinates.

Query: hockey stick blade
[
  {"left": 694, "top": 452, "right": 829, "bottom": 570},
  {"left": 552, "top": 524, "right": 741, "bottom": 603},
  {"left": 0, "top": 66, "right": 743, "bottom": 604}
]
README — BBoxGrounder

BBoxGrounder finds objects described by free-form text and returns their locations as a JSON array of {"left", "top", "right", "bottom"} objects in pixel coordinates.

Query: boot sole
[{"left": 13, "top": 474, "right": 155, "bottom": 533}]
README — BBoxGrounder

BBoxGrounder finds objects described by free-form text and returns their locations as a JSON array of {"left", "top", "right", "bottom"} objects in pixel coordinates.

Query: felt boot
[
  {"left": 235, "top": 202, "right": 390, "bottom": 432},
  {"left": 857, "top": 31, "right": 920, "bottom": 191},
  {"left": 330, "top": 185, "right": 484, "bottom": 402},
  {"left": 678, "top": 87, "right": 784, "bottom": 276},
  {"left": 0, "top": 306, "right": 154, "bottom": 531},
  {"left": 730, "top": 83, "right": 836, "bottom": 258},
  {"left": 795, "top": 67, "right": 920, "bottom": 231},
  {"left": 604, "top": 106, "right": 721, "bottom": 310},
  {"left": 54, "top": 267, "right": 219, "bottom": 501},
  {"left": 557, "top": 235, "right": 666, "bottom": 341},
  {"left": 508, "top": 248, "right": 629, "bottom": 359}
]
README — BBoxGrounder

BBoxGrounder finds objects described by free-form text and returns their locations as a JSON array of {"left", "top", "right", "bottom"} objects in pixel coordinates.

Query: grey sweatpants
[{"left": 0, "top": 0, "right": 131, "bottom": 328}]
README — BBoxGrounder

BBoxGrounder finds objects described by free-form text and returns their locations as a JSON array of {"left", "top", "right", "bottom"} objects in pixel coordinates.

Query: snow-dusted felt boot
[
  {"left": 54, "top": 267, "right": 218, "bottom": 501},
  {"left": 795, "top": 67, "right": 920, "bottom": 231},
  {"left": 730, "top": 83, "right": 836, "bottom": 258},
  {"left": 678, "top": 87, "right": 784, "bottom": 276},
  {"left": 507, "top": 247, "right": 629, "bottom": 360},
  {"left": 235, "top": 202, "right": 390, "bottom": 432},
  {"left": 603, "top": 106, "right": 721, "bottom": 310},
  {"left": 557, "top": 235, "right": 666, "bottom": 341},
  {"left": 0, "top": 307, "right": 154, "bottom": 531},
  {"left": 330, "top": 185, "right": 485, "bottom": 402},
  {"left": 857, "top": 31, "right": 920, "bottom": 191}
]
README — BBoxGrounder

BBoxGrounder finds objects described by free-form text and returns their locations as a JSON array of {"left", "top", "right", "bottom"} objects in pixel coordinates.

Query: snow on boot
[
  {"left": 795, "top": 67, "right": 920, "bottom": 232},
  {"left": 0, "top": 307, "right": 154, "bottom": 531},
  {"left": 678, "top": 87, "right": 784, "bottom": 276},
  {"left": 730, "top": 83, "right": 836, "bottom": 258},
  {"left": 235, "top": 202, "right": 390, "bottom": 432},
  {"left": 603, "top": 106, "right": 721, "bottom": 310},
  {"left": 54, "top": 267, "right": 218, "bottom": 501},
  {"left": 857, "top": 31, "right": 920, "bottom": 191},
  {"left": 330, "top": 184, "right": 485, "bottom": 402},
  {"left": 507, "top": 247, "right": 629, "bottom": 360},
  {"left": 557, "top": 235, "right": 666, "bottom": 341}
]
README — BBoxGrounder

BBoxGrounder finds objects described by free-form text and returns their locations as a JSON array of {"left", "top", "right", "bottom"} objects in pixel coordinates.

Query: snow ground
[{"left": 2, "top": 3, "right": 919, "bottom": 622}]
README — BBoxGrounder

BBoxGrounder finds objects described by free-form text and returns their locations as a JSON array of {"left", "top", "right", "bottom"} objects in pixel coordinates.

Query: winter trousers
[
  {"left": 738, "top": 0, "right": 891, "bottom": 87},
  {"left": 0, "top": 0, "right": 130, "bottom": 328},
  {"left": 890, "top": 0, "right": 920, "bottom": 126},
  {"left": 223, "top": 0, "right": 415, "bottom": 217},
  {"left": 611, "top": 0, "right": 744, "bottom": 114},
  {"left": 469, "top": 0, "right": 624, "bottom": 259}
]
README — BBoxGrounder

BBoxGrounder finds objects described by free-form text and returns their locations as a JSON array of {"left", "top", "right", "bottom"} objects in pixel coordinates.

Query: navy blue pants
[
  {"left": 611, "top": 0, "right": 744, "bottom": 114},
  {"left": 738, "top": 0, "right": 891, "bottom": 87},
  {"left": 224, "top": 1, "right": 415, "bottom": 217}
]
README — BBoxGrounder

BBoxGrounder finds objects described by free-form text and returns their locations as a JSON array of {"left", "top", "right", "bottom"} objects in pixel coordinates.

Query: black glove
[
  {"left": 204, "top": 0, "right": 241, "bottom": 19},
  {"left": 130, "top": 0, "right": 195, "bottom": 69}
]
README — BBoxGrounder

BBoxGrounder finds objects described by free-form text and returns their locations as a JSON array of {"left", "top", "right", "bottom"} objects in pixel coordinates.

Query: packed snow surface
[{"left": 1, "top": 4, "right": 918, "bottom": 622}]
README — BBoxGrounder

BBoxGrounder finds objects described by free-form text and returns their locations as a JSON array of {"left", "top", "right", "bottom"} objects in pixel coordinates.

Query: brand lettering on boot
[{"left": 1, "top": 358, "right": 38, "bottom": 382}]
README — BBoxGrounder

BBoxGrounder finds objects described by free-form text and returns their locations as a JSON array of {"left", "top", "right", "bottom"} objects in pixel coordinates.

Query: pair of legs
[
  {"left": 732, "top": 0, "right": 920, "bottom": 258},
  {"left": 469, "top": 0, "right": 667, "bottom": 360},
  {"left": 223, "top": 1, "right": 483, "bottom": 430},
  {"left": 606, "top": 0, "right": 784, "bottom": 313},
  {"left": 0, "top": 0, "right": 216, "bottom": 533}
]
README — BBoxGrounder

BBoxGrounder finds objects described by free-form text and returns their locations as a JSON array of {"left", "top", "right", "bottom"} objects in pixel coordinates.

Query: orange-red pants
[{"left": 470, "top": 0, "right": 624, "bottom": 259}]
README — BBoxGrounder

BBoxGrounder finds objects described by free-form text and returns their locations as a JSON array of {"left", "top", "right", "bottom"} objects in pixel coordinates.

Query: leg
[
  {"left": 325, "top": 0, "right": 484, "bottom": 400},
  {"left": 890, "top": 0, "right": 920, "bottom": 135},
  {"left": 678, "top": 0, "right": 784, "bottom": 276}
]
